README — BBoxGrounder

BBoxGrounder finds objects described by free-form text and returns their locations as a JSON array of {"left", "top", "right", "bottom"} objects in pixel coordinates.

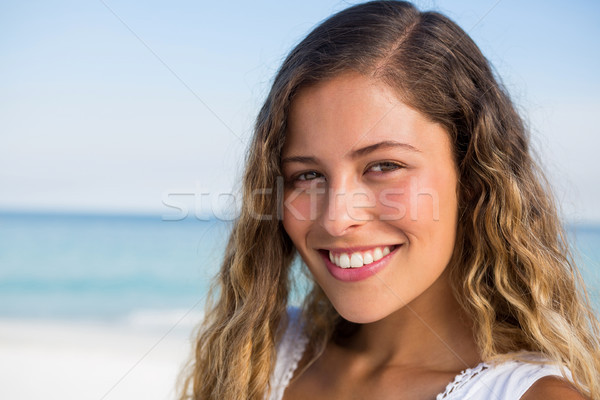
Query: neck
[{"left": 337, "top": 269, "right": 481, "bottom": 372}]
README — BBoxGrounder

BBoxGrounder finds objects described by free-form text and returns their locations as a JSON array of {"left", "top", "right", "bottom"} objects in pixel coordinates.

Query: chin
[{"left": 331, "top": 300, "right": 391, "bottom": 324}]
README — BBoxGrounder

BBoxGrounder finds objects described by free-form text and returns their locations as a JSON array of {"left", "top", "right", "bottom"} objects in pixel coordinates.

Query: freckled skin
[
  {"left": 281, "top": 72, "right": 459, "bottom": 324},
  {"left": 279, "top": 73, "right": 481, "bottom": 400},
  {"left": 279, "top": 69, "right": 584, "bottom": 400}
]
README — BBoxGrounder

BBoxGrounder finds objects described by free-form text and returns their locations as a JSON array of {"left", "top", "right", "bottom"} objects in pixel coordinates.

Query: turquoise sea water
[
  {"left": 0, "top": 212, "right": 230, "bottom": 321},
  {"left": 0, "top": 212, "right": 598, "bottom": 321}
]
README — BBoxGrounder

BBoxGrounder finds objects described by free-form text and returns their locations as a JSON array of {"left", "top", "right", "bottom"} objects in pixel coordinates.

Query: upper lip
[{"left": 319, "top": 244, "right": 402, "bottom": 254}]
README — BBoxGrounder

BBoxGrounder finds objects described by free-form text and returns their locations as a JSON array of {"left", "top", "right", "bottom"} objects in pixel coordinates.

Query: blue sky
[{"left": 1, "top": 0, "right": 599, "bottom": 222}]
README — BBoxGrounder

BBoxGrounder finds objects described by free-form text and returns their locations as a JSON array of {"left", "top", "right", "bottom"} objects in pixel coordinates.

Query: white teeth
[
  {"left": 350, "top": 253, "right": 363, "bottom": 268},
  {"left": 339, "top": 254, "right": 350, "bottom": 268},
  {"left": 373, "top": 247, "right": 383, "bottom": 261},
  {"left": 328, "top": 246, "right": 396, "bottom": 268}
]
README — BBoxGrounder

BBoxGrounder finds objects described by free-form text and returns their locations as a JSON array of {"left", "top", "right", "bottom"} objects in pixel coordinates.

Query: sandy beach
[{"left": 0, "top": 317, "right": 196, "bottom": 400}]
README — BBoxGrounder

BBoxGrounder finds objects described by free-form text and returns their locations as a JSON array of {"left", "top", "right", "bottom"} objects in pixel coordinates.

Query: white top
[{"left": 267, "top": 307, "right": 570, "bottom": 400}]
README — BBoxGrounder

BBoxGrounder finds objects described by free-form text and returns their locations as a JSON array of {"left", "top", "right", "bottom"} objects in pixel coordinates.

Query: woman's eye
[
  {"left": 295, "top": 171, "right": 323, "bottom": 181},
  {"left": 368, "top": 161, "right": 402, "bottom": 173}
]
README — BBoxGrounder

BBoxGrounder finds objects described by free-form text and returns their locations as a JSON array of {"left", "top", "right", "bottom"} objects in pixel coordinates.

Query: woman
[{"left": 179, "top": 1, "right": 600, "bottom": 399}]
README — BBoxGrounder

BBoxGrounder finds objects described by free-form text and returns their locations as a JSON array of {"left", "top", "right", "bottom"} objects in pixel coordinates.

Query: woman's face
[{"left": 281, "top": 72, "right": 459, "bottom": 323}]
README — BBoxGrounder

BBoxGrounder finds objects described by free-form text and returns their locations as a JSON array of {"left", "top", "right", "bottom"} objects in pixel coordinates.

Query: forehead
[{"left": 283, "top": 73, "right": 451, "bottom": 160}]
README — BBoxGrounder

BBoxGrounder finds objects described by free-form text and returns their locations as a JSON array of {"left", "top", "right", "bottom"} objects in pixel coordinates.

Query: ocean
[
  {"left": 0, "top": 212, "right": 598, "bottom": 325},
  {"left": 0, "top": 212, "right": 231, "bottom": 328}
]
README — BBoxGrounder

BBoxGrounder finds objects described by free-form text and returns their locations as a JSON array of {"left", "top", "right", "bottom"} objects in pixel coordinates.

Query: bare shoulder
[{"left": 520, "top": 376, "right": 588, "bottom": 400}]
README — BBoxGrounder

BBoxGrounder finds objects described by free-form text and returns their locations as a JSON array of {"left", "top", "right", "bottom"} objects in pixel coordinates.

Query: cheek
[
  {"left": 284, "top": 190, "right": 312, "bottom": 220},
  {"left": 375, "top": 176, "right": 434, "bottom": 223},
  {"left": 376, "top": 173, "right": 456, "bottom": 223},
  {"left": 376, "top": 180, "right": 409, "bottom": 220},
  {"left": 282, "top": 190, "right": 314, "bottom": 244}
]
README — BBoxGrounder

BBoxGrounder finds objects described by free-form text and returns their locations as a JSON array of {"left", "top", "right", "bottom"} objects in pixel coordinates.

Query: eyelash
[{"left": 289, "top": 161, "right": 404, "bottom": 183}]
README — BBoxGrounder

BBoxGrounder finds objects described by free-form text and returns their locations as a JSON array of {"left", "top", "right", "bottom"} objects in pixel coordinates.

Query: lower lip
[{"left": 320, "top": 246, "right": 400, "bottom": 282}]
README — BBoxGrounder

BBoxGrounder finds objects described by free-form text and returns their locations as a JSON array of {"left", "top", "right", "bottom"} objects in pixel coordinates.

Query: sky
[{"left": 1, "top": 0, "right": 599, "bottom": 222}]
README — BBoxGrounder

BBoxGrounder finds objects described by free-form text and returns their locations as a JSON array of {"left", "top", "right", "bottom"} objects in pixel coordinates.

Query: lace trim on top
[
  {"left": 278, "top": 312, "right": 309, "bottom": 395},
  {"left": 276, "top": 308, "right": 490, "bottom": 400},
  {"left": 277, "top": 311, "right": 489, "bottom": 400},
  {"left": 436, "top": 362, "right": 490, "bottom": 399}
]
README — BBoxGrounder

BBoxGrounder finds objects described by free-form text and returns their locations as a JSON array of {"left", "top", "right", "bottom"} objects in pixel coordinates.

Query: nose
[{"left": 319, "top": 176, "right": 373, "bottom": 237}]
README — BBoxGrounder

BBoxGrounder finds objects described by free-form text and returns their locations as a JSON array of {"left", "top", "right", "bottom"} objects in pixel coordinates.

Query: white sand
[{"left": 0, "top": 317, "right": 197, "bottom": 400}]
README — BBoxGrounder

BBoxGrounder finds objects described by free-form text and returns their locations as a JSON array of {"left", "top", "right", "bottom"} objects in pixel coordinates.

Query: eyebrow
[{"left": 281, "top": 140, "right": 420, "bottom": 165}]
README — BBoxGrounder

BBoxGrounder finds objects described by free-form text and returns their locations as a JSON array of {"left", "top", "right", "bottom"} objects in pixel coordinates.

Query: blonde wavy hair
[{"left": 178, "top": 1, "right": 600, "bottom": 399}]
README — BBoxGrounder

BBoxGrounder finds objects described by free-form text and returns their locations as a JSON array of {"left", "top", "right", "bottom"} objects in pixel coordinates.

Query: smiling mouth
[{"left": 318, "top": 244, "right": 401, "bottom": 268}]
